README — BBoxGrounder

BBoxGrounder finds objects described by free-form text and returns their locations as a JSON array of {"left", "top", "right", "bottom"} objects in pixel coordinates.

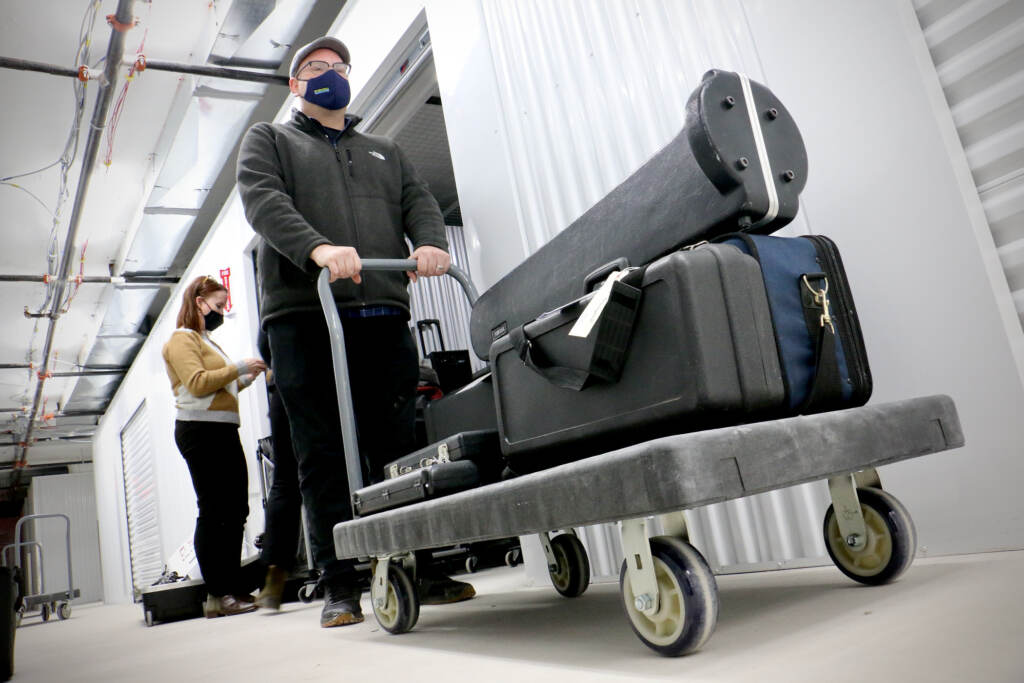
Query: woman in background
[{"left": 162, "top": 275, "right": 266, "bottom": 617}]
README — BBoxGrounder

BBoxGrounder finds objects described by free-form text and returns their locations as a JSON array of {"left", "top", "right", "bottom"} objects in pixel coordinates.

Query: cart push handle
[
  {"left": 14, "top": 513, "right": 74, "bottom": 596},
  {"left": 316, "top": 260, "right": 478, "bottom": 515}
]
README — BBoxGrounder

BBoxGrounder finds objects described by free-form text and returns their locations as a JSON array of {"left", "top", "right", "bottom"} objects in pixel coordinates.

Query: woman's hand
[{"left": 243, "top": 358, "right": 267, "bottom": 375}]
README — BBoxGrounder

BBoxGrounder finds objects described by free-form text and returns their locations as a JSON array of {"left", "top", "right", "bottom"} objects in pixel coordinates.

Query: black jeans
[
  {"left": 266, "top": 311, "right": 418, "bottom": 584},
  {"left": 174, "top": 420, "right": 250, "bottom": 597},
  {"left": 260, "top": 386, "right": 301, "bottom": 570}
]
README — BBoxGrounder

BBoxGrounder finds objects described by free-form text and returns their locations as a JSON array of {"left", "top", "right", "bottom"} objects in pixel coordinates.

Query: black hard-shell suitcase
[
  {"left": 717, "top": 233, "right": 872, "bottom": 414},
  {"left": 470, "top": 69, "right": 807, "bottom": 359},
  {"left": 424, "top": 373, "right": 498, "bottom": 442},
  {"left": 352, "top": 460, "right": 480, "bottom": 516},
  {"left": 491, "top": 244, "right": 784, "bottom": 471},
  {"left": 384, "top": 430, "right": 501, "bottom": 483}
]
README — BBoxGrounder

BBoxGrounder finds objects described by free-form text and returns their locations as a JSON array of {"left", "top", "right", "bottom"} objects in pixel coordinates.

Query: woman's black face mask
[{"left": 203, "top": 309, "right": 224, "bottom": 332}]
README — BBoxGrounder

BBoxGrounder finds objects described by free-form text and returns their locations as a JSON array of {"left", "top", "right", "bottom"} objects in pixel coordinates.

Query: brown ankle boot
[
  {"left": 204, "top": 594, "right": 257, "bottom": 618},
  {"left": 256, "top": 565, "right": 288, "bottom": 610}
]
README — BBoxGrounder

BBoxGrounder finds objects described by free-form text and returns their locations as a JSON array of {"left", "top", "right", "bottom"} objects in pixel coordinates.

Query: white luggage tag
[{"left": 568, "top": 269, "right": 629, "bottom": 338}]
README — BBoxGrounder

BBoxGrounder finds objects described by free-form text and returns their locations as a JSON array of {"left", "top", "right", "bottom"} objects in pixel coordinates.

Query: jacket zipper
[{"left": 326, "top": 135, "right": 364, "bottom": 305}]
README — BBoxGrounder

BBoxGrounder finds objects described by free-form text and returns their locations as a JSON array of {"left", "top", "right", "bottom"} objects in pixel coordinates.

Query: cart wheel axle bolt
[
  {"left": 846, "top": 534, "right": 863, "bottom": 548},
  {"left": 634, "top": 594, "right": 654, "bottom": 611}
]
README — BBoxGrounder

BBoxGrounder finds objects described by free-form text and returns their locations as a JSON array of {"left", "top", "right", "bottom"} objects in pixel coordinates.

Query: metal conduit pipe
[
  {"left": 0, "top": 274, "right": 179, "bottom": 283},
  {"left": 0, "top": 54, "right": 288, "bottom": 86},
  {"left": 15, "top": 0, "right": 134, "bottom": 475},
  {"left": 0, "top": 56, "right": 80, "bottom": 79},
  {"left": 48, "top": 370, "right": 126, "bottom": 378},
  {"left": 140, "top": 59, "right": 289, "bottom": 85}
]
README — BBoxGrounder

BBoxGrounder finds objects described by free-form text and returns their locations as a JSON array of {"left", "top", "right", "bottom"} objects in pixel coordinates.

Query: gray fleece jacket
[{"left": 236, "top": 110, "right": 448, "bottom": 325}]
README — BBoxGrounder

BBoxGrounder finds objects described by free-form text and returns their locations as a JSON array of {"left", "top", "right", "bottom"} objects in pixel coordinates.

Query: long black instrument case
[
  {"left": 491, "top": 244, "right": 785, "bottom": 472},
  {"left": 470, "top": 68, "right": 807, "bottom": 360},
  {"left": 716, "top": 233, "right": 871, "bottom": 414},
  {"left": 352, "top": 460, "right": 480, "bottom": 517}
]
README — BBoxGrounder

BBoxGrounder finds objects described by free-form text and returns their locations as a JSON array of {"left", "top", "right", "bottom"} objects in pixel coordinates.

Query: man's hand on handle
[
  {"left": 311, "top": 244, "right": 362, "bottom": 284},
  {"left": 407, "top": 245, "right": 451, "bottom": 283}
]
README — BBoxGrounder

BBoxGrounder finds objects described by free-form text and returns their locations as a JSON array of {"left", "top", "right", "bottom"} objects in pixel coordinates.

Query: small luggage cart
[
  {"left": 2, "top": 514, "right": 81, "bottom": 625},
  {"left": 319, "top": 263, "right": 964, "bottom": 656}
]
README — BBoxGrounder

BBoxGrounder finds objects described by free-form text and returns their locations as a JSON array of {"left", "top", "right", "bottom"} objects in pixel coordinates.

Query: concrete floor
[{"left": 13, "top": 550, "right": 1024, "bottom": 683}]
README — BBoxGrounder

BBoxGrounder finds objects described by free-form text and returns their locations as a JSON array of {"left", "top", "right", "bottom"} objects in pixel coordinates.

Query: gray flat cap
[{"left": 289, "top": 36, "right": 351, "bottom": 77}]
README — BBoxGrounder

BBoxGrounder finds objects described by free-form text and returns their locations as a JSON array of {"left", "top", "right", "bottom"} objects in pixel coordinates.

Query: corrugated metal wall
[
  {"left": 477, "top": 0, "right": 828, "bottom": 580},
  {"left": 409, "top": 225, "right": 484, "bottom": 371},
  {"left": 28, "top": 472, "right": 104, "bottom": 603},
  {"left": 914, "top": 0, "right": 1024, "bottom": 330},
  {"left": 120, "top": 401, "right": 164, "bottom": 598}
]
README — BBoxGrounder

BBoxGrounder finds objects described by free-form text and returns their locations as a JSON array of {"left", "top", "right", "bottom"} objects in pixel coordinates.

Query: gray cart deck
[{"left": 334, "top": 394, "right": 961, "bottom": 559}]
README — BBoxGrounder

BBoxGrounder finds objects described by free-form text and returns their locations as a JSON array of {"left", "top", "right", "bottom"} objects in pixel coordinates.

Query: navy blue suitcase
[{"left": 717, "top": 233, "right": 871, "bottom": 414}]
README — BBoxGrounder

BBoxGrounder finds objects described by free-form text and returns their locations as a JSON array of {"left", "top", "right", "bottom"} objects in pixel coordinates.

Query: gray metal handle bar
[
  {"left": 316, "top": 260, "right": 477, "bottom": 517},
  {"left": 14, "top": 513, "right": 74, "bottom": 597}
]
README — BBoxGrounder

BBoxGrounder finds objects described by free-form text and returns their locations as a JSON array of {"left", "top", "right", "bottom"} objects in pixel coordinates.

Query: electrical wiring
[
  {"left": 0, "top": 182, "right": 59, "bottom": 220},
  {"left": 58, "top": 239, "right": 88, "bottom": 314},
  {"left": 103, "top": 1, "right": 151, "bottom": 167},
  {"left": 12, "top": 0, "right": 103, "bottom": 321}
]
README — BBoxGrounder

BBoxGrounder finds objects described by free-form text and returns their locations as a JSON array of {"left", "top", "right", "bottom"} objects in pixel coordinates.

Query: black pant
[
  {"left": 260, "top": 386, "right": 301, "bottom": 570},
  {"left": 174, "top": 420, "right": 250, "bottom": 597},
  {"left": 266, "top": 312, "right": 418, "bottom": 584}
]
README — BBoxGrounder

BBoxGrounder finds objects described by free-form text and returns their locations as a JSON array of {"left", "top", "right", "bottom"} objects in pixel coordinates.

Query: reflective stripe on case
[{"left": 739, "top": 73, "right": 779, "bottom": 229}]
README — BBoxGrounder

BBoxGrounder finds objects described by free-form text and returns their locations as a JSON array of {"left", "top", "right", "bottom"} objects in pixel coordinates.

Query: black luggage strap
[
  {"left": 509, "top": 268, "right": 645, "bottom": 392},
  {"left": 509, "top": 325, "right": 593, "bottom": 391},
  {"left": 799, "top": 273, "right": 844, "bottom": 412}
]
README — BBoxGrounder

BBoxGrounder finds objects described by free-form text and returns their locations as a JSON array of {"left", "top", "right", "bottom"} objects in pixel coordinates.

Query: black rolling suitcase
[
  {"left": 384, "top": 429, "right": 501, "bottom": 483},
  {"left": 470, "top": 69, "right": 807, "bottom": 360},
  {"left": 352, "top": 460, "right": 480, "bottom": 516},
  {"left": 417, "top": 319, "right": 473, "bottom": 394},
  {"left": 716, "top": 233, "right": 871, "bottom": 414},
  {"left": 492, "top": 244, "right": 785, "bottom": 472}
]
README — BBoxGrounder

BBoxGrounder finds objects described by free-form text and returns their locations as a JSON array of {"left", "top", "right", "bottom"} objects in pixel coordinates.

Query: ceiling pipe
[
  {"left": 48, "top": 369, "right": 127, "bottom": 378},
  {"left": 0, "top": 54, "right": 288, "bottom": 86},
  {"left": 15, "top": 0, "right": 134, "bottom": 477},
  {"left": 139, "top": 59, "right": 289, "bottom": 85},
  {"left": 0, "top": 274, "right": 179, "bottom": 283},
  {"left": 0, "top": 55, "right": 79, "bottom": 79}
]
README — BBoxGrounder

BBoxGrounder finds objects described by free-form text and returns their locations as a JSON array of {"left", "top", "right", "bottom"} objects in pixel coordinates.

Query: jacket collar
[{"left": 291, "top": 109, "right": 362, "bottom": 137}]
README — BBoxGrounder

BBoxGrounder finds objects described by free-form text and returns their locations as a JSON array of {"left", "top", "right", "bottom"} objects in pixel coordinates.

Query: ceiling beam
[{"left": 167, "top": 0, "right": 348, "bottom": 275}]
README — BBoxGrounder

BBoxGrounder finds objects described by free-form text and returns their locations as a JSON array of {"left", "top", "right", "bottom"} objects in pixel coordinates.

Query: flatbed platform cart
[
  {"left": 319, "top": 263, "right": 964, "bottom": 656},
  {"left": 3, "top": 514, "right": 81, "bottom": 625}
]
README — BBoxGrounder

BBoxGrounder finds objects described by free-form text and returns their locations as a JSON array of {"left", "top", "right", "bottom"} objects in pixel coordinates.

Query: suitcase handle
[
  {"left": 583, "top": 257, "right": 630, "bottom": 293},
  {"left": 417, "top": 319, "right": 446, "bottom": 354}
]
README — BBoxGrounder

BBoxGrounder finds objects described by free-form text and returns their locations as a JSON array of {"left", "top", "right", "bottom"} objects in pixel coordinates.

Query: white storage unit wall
[
  {"left": 26, "top": 470, "right": 103, "bottom": 604},
  {"left": 913, "top": 0, "right": 1024, "bottom": 334}
]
